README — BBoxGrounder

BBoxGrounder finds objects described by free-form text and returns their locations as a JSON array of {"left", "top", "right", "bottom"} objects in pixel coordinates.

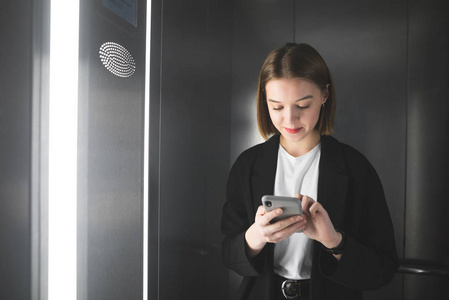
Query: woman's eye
[
  {"left": 272, "top": 107, "right": 283, "bottom": 111},
  {"left": 297, "top": 105, "right": 309, "bottom": 109}
]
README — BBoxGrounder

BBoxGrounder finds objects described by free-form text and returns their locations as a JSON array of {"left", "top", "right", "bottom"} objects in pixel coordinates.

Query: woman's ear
[{"left": 322, "top": 84, "right": 330, "bottom": 105}]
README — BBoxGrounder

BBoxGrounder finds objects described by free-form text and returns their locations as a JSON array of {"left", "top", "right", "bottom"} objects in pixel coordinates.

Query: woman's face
[{"left": 265, "top": 77, "right": 328, "bottom": 151}]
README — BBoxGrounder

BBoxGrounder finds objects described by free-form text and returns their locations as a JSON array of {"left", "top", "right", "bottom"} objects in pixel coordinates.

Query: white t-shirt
[{"left": 273, "top": 143, "right": 321, "bottom": 280}]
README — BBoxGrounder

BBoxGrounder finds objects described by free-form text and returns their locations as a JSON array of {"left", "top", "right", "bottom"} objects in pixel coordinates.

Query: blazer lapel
[
  {"left": 250, "top": 135, "right": 280, "bottom": 211},
  {"left": 317, "top": 135, "right": 349, "bottom": 229}
]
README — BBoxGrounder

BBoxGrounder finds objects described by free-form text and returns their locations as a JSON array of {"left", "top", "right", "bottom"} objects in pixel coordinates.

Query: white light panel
[{"left": 48, "top": 1, "right": 80, "bottom": 299}]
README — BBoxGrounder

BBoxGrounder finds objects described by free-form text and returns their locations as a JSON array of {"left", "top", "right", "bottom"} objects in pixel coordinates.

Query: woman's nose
[{"left": 285, "top": 108, "right": 299, "bottom": 124}]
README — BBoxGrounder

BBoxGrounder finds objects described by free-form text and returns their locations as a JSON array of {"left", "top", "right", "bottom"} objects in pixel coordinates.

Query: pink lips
[{"left": 285, "top": 127, "right": 301, "bottom": 134}]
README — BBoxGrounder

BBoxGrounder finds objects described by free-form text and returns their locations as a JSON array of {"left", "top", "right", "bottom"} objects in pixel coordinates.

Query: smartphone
[{"left": 261, "top": 195, "right": 302, "bottom": 223}]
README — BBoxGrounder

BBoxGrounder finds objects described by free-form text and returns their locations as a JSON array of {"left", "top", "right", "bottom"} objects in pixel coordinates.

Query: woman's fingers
[
  {"left": 309, "top": 201, "right": 323, "bottom": 216},
  {"left": 246, "top": 205, "right": 302, "bottom": 256},
  {"left": 301, "top": 195, "right": 315, "bottom": 216},
  {"left": 264, "top": 216, "right": 305, "bottom": 243},
  {"left": 265, "top": 215, "right": 304, "bottom": 240},
  {"left": 256, "top": 205, "right": 266, "bottom": 216},
  {"left": 258, "top": 195, "right": 339, "bottom": 247},
  {"left": 254, "top": 200, "right": 307, "bottom": 244},
  {"left": 256, "top": 205, "right": 283, "bottom": 225}
]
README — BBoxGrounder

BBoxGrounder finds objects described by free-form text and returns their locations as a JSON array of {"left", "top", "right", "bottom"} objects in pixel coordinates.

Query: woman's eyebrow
[
  {"left": 296, "top": 95, "right": 313, "bottom": 101},
  {"left": 268, "top": 95, "right": 313, "bottom": 103}
]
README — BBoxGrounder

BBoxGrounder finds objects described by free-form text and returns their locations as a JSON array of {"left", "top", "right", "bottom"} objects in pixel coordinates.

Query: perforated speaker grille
[{"left": 99, "top": 42, "right": 136, "bottom": 78}]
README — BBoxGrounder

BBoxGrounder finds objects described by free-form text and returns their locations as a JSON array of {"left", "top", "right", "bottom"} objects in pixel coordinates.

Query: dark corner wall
[
  {"left": 0, "top": 1, "right": 32, "bottom": 298},
  {"left": 404, "top": 1, "right": 449, "bottom": 298}
]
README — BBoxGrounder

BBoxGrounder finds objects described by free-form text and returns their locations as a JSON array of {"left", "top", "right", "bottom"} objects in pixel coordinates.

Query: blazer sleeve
[
  {"left": 221, "top": 152, "right": 269, "bottom": 277},
  {"left": 318, "top": 155, "right": 399, "bottom": 290}
]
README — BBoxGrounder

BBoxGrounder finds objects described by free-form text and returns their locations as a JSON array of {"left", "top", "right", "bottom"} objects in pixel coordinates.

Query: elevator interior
[{"left": 1, "top": 0, "right": 448, "bottom": 299}]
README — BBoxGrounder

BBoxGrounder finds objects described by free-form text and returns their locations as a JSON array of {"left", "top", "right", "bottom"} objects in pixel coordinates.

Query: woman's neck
[{"left": 280, "top": 130, "right": 321, "bottom": 157}]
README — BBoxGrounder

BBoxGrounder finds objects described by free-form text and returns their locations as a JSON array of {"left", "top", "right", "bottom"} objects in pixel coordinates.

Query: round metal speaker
[{"left": 99, "top": 42, "right": 136, "bottom": 78}]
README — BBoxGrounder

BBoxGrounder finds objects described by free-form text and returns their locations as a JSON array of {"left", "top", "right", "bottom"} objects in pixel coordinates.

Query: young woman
[{"left": 221, "top": 43, "right": 398, "bottom": 300}]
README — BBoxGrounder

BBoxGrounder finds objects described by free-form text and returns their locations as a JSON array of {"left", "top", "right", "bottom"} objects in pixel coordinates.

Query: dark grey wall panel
[
  {"left": 294, "top": 2, "right": 407, "bottom": 299},
  {"left": 152, "top": 0, "right": 233, "bottom": 299},
  {"left": 202, "top": 0, "right": 234, "bottom": 297},
  {"left": 404, "top": 0, "right": 449, "bottom": 298},
  {"left": 0, "top": 1, "right": 33, "bottom": 299},
  {"left": 78, "top": 1, "right": 147, "bottom": 299},
  {"left": 230, "top": 0, "right": 295, "bottom": 162},
  {"left": 158, "top": 1, "right": 211, "bottom": 298}
]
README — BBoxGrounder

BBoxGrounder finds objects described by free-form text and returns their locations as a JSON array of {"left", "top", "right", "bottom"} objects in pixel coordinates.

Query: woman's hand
[
  {"left": 245, "top": 205, "right": 305, "bottom": 257},
  {"left": 297, "top": 194, "right": 343, "bottom": 259}
]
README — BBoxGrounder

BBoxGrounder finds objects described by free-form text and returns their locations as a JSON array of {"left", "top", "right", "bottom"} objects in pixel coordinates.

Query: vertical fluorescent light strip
[
  {"left": 143, "top": 1, "right": 152, "bottom": 299},
  {"left": 48, "top": 1, "right": 80, "bottom": 299}
]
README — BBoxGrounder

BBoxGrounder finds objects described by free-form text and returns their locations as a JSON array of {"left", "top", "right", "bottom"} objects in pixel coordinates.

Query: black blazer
[{"left": 221, "top": 135, "right": 398, "bottom": 300}]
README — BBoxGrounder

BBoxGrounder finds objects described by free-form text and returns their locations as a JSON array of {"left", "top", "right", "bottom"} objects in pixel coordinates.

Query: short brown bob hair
[{"left": 257, "top": 43, "right": 336, "bottom": 140}]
